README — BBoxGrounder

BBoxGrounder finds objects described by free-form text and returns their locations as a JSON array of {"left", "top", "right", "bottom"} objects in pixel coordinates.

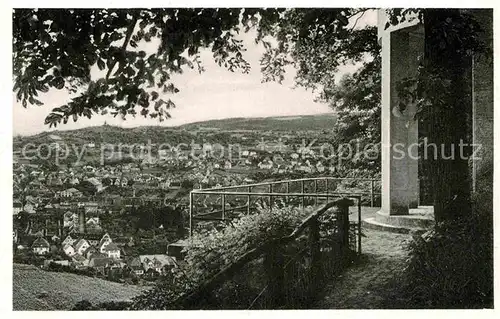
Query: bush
[
  {"left": 399, "top": 161, "right": 493, "bottom": 308},
  {"left": 401, "top": 209, "right": 493, "bottom": 308},
  {"left": 131, "top": 204, "right": 313, "bottom": 309}
]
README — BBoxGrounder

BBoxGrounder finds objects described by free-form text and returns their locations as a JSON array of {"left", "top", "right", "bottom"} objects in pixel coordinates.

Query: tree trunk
[{"left": 422, "top": 9, "right": 473, "bottom": 222}]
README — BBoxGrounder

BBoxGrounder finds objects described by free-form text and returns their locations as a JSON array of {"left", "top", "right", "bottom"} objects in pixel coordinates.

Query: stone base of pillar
[{"left": 363, "top": 206, "right": 434, "bottom": 233}]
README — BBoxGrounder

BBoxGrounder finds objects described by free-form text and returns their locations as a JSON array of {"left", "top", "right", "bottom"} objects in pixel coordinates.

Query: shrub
[
  {"left": 131, "top": 204, "right": 314, "bottom": 309},
  {"left": 400, "top": 160, "right": 493, "bottom": 308},
  {"left": 401, "top": 189, "right": 493, "bottom": 309}
]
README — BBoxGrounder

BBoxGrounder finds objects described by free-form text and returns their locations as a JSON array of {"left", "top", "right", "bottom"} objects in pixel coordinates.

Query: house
[
  {"left": 74, "top": 239, "right": 91, "bottom": 255},
  {"left": 258, "top": 158, "right": 273, "bottom": 170},
  {"left": 127, "top": 257, "right": 144, "bottom": 276},
  {"left": 72, "top": 254, "right": 89, "bottom": 269},
  {"left": 86, "top": 234, "right": 103, "bottom": 247},
  {"left": 127, "top": 255, "right": 178, "bottom": 276},
  {"left": 62, "top": 243, "right": 76, "bottom": 257},
  {"left": 103, "top": 242, "right": 121, "bottom": 259},
  {"left": 86, "top": 217, "right": 100, "bottom": 227},
  {"left": 97, "top": 236, "right": 113, "bottom": 253},
  {"left": 140, "top": 255, "right": 178, "bottom": 272},
  {"left": 86, "top": 222, "right": 102, "bottom": 233},
  {"left": 68, "top": 231, "right": 108, "bottom": 246},
  {"left": 62, "top": 234, "right": 77, "bottom": 246},
  {"left": 58, "top": 188, "right": 83, "bottom": 198},
  {"left": 32, "top": 237, "right": 50, "bottom": 255},
  {"left": 100, "top": 233, "right": 112, "bottom": 243}
]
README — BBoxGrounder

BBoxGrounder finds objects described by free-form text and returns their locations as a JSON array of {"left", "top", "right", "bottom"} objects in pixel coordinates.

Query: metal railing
[
  {"left": 172, "top": 198, "right": 361, "bottom": 309},
  {"left": 188, "top": 177, "right": 379, "bottom": 237}
]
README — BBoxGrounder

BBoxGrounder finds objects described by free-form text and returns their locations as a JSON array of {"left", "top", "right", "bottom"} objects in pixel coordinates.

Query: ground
[
  {"left": 13, "top": 263, "right": 148, "bottom": 310},
  {"left": 315, "top": 227, "right": 412, "bottom": 309}
]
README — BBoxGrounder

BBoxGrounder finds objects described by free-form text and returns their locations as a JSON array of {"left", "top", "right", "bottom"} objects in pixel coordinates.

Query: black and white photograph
[{"left": 5, "top": 2, "right": 496, "bottom": 312}]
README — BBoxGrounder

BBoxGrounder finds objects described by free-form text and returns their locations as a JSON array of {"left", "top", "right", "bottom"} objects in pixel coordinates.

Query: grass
[
  {"left": 315, "top": 228, "right": 411, "bottom": 309},
  {"left": 13, "top": 263, "right": 148, "bottom": 311}
]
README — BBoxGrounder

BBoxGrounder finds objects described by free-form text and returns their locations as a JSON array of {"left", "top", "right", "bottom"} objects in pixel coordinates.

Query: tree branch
[
  {"left": 105, "top": 13, "right": 139, "bottom": 80},
  {"left": 350, "top": 10, "right": 368, "bottom": 31}
]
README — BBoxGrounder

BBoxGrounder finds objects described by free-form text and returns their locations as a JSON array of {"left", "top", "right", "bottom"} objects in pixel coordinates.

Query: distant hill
[
  {"left": 13, "top": 114, "right": 337, "bottom": 147},
  {"left": 179, "top": 114, "right": 337, "bottom": 131},
  {"left": 13, "top": 263, "right": 146, "bottom": 310}
]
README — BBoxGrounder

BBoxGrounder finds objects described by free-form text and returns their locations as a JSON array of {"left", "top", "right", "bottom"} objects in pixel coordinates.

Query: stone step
[
  {"left": 409, "top": 206, "right": 434, "bottom": 216},
  {"left": 374, "top": 210, "right": 434, "bottom": 229},
  {"left": 362, "top": 217, "right": 424, "bottom": 234}
]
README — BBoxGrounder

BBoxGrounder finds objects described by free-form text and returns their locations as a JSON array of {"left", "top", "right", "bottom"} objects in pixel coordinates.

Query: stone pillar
[
  {"left": 380, "top": 14, "right": 423, "bottom": 215},
  {"left": 470, "top": 9, "right": 493, "bottom": 193}
]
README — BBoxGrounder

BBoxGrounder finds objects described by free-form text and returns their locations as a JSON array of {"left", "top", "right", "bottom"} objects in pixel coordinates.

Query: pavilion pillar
[{"left": 380, "top": 22, "right": 423, "bottom": 215}]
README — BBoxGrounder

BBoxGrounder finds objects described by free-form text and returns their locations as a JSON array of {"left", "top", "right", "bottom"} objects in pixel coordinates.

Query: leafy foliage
[
  {"left": 131, "top": 204, "right": 312, "bottom": 309},
  {"left": 13, "top": 8, "right": 373, "bottom": 128},
  {"left": 402, "top": 214, "right": 493, "bottom": 308},
  {"left": 390, "top": 9, "right": 490, "bottom": 123},
  {"left": 13, "top": 8, "right": 274, "bottom": 126}
]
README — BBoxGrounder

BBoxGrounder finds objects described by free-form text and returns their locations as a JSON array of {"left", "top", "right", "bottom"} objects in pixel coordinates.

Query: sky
[{"left": 12, "top": 9, "right": 377, "bottom": 136}]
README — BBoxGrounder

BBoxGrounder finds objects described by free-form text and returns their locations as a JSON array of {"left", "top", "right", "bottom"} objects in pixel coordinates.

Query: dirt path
[{"left": 315, "top": 229, "right": 411, "bottom": 309}]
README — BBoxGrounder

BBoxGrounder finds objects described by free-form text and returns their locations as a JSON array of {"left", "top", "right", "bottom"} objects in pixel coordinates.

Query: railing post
[
  {"left": 335, "top": 199, "right": 351, "bottom": 261},
  {"left": 301, "top": 180, "right": 305, "bottom": 211},
  {"left": 325, "top": 179, "right": 329, "bottom": 203},
  {"left": 221, "top": 193, "right": 226, "bottom": 220},
  {"left": 309, "top": 218, "right": 322, "bottom": 300},
  {"left": 314, "top": 179, "right": 318, "bottom": 206},
  {"left": 370, "top": 179, "right": 374, "bottom": 207},
  {"left": 189, "top": 192, "right": 194, "bottom": 237},
  {"left": 285, "top": 182, "right": 290, "bottom": 204},
  {"left": 247, "top": 186, "right": 251, "bottom": 215},
  {"left": 264, "top": 246, "right": 285, "bottom": 308},
  {"left": 269, "top": 184, "right": 273, "bottom": 211},
  {"left": 358, "top": 197, "right": 362, "bottom": 255},
  {"left": 417, "top": 178, "right": 420, "bottom": 206}
]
